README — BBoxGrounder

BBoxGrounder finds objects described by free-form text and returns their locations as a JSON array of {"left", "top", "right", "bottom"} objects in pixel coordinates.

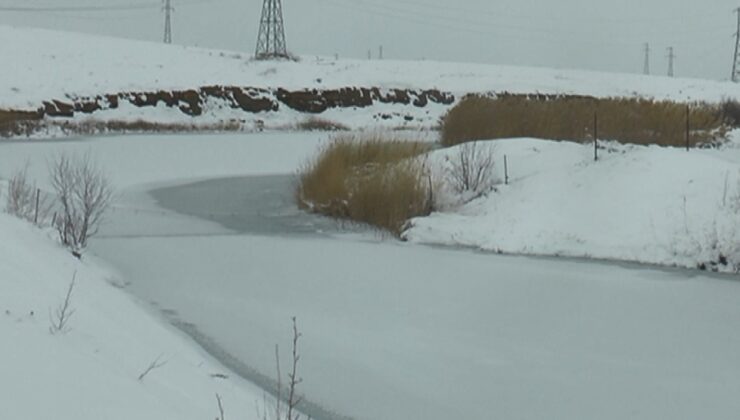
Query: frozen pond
[
  {"left": 151, "top": 175, "right": 353, "bottom": 237},
  {"left": 2, "top": 133, "right": 737, "bottom": 420},
  {"left": 94, "top": 172, "right": 740, "bottom": 420}
]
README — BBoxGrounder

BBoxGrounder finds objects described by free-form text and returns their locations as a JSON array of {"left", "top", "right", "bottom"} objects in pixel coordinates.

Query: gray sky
[{"left": 1, "top": 0, "right": 738, "bottom": 80}]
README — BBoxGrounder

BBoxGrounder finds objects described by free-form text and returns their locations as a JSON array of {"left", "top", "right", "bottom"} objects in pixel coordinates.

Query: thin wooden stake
[
  {"left": 686, "top": 104, "right": 690, "bottom": 151},
  {"left": 34, "top": 188, "right": 40, "bottom": 225},
  {"left": 594, "top": 111, "right": 598, "bottom": 161},
  {"left": 504, "top": 155, "right": 509, "bottom": 185}
]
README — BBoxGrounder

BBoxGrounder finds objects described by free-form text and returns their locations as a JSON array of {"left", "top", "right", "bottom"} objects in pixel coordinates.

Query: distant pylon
[
  {"left": 733, "top": 8, "right": 740, "bottom": 82},
  {"left": 667, "top": 47, "right": 675, "bottom": 77},
  {"left": 163, "top": 0, "right": 173, "bottom": 44},
  {"left": 255, "top": 0, "right": 289, "bottom": 60},
  {"left": 643, "top": 42, "right": 651, "bottom": 75}
]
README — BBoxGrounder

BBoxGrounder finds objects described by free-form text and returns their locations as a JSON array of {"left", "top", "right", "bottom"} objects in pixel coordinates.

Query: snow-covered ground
[
  {"left": 0, "top": 211, "right": 270, "bottom": 420},
  {"left": 2, "top": 132, "right": 740, "bottom": 420},
  {"left": 0, "top": 133, "right": 327, "bottom": 420},
  {"left": 3, "top": 25, "right": 740, "bottom": 420},
  {"left": 3, "top": 25, "right": 740, "bottom": 133},
  {"left": 406, "top": 135, "right": 740, "bottom": 271},
  {"left": 3, "top": 25, "right": 739, "bottom": 108}
]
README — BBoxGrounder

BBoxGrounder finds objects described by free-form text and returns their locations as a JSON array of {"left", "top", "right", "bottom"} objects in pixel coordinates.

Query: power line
[
  {"left": 0, "top": 0, "right": 211, "bottom": 13},
  {"left": 0, "top": 2, "right": 160, "bottom": 12}
]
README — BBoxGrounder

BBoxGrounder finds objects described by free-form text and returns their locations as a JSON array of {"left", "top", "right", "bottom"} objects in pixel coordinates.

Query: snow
[
  {"left": 91, "top": 219, "right": 740, "bottom": 420},
  {"left": 0, "top": 212, "right": 270, "bottom": 420},
  {"left": 3, "top": 24, "right": 737, "bottom": 106},
  {"left": 405, "top": 136, "right": 740, "bottom": 270},
  {"left": 2, "top": 24, "right": 740, "bottom": 420},
  {"left": 3, "top": 132, "right": 739, "bottom": 420}
]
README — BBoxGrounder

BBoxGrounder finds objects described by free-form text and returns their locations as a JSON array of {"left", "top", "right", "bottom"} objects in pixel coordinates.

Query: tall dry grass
[
  {"left": 441, "top": 94, "right": 727, "bottom": 147},
  {"left": 296, "top": 134, "right": 433, "bottom": 235}
]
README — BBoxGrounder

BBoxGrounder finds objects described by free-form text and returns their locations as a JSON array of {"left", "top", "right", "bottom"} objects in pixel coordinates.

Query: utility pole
[
  {"left": 255, "top": 0, "right": 289, "bottom": 59},
  {"left": 163, "top": 0, "right": 173, "bottom": 44},
  {"left": 643, "top": 42, "right": 651, "bottom": 75},
  {"left": 733, "top": 8, "right": 740, "bottom": 82},
  {"left": 667, "top": 47, "right": 675, "bottom": 77},
  {"left": 379, "top": 45, "right": 383, "bottom": 60}
]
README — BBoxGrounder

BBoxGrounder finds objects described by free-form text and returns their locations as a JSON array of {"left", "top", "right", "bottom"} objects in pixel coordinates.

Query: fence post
[
  {"left": 594, "top": 111, "right": 598, "bottom": 161},
  {"left": 504, "top": 155, "right": 509, "bottom": 185},
  {"left": 685, "top": 104, "right": 690, "bottom": 152},
  {"left": 34, "top": 188, "right": 40, "bottom": 225}
]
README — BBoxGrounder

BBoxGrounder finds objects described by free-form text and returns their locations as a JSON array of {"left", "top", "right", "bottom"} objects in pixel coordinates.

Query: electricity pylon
[
  {"left": 643, "top": 42, "right": 650, "bottom": 75},
  {"left": 667, "top": 47, "right": 675, "bottom": 77},
  {"left": 733, "top": 8, "right": 740, "bottom": 82},
  {"left": 163, "top": 0, "right": 173, "bottom": 44},
  {"left": 255, "top": 0, "right": 289, "bottom": 60}
]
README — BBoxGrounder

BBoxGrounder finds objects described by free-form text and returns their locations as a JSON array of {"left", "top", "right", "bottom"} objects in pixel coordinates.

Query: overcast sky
[{"left": 1, "top": 0, "right": 738, "bottom": 80}]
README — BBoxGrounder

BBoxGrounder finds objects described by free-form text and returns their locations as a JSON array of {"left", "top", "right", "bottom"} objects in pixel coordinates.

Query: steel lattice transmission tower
[
  {"left": 733, "top": 8, "right": 740, "bottom": 82},
  {"left": 667, "top": 47, "right": 675, "bottom": 77},
  {"left": 643, "top": 43, "right": 650, "bottom": 75},
  {"left": 255, "top": 0, "right": 289, "bottom": 60},
  {"left": 163, "top": 0, "right": 173, "bottom": 44}
]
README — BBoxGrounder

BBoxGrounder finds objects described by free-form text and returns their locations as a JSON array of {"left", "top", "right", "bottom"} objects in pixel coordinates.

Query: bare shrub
[
  {"left": 4, "top": 165, "right": 52, "bottom": 225},
  {"left": 296, "top": 117, "right": 348, "bottom": 132},
  {"left": 296, "top": 134, "right": 433, "bottom": 236},
  {"left": 5, "top": 165, "right": 36, "bottom": 222},
  {"left": 446, "top": 142, "right": 497, "bottom": 200},
  {"left": 49, "top": 153, "right": 113, "bottom": 254},
  {"left": 441, "top": 94, "right": 726, "bottom": 148}
]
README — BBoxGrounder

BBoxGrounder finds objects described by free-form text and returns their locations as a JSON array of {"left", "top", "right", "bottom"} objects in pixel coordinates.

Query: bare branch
[
  {"left": 138, "top": 354, "right": 168, "bottom": 381},
  {"left": 215, "top": 393, "right": 225, "bottom": 420},
  {"left": 49, "top": 272, "right": 76, "bottom": 334},
  {"left": 286, "top": 316, "right": 303, "bottom": 420}
]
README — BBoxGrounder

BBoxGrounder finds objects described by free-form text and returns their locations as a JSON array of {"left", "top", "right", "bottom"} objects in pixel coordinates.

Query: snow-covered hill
[
  {"left": 0, "top": 212, "right": 267, "bottom": 419},
  {"left": 3, "top": 25, "right": 740, "bottom": 135}
]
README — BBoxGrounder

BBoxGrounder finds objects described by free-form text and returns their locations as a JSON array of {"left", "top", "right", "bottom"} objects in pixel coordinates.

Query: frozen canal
[
  {"left": 1, "top": 133, "right": 738, "bottom": 420},
  {"left": 95, "top": 173, "right": 740, "bottom": 420}
]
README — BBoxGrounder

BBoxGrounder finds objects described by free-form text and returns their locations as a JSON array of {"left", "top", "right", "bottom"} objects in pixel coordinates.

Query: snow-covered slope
[
  {"left": 2, "top": 25, "right": 738, "bottom": 107},
  {"left": 3, "top": 25, "right": 740, "bottom": 135},
  {"left": 0, "top": 212, "right": 267, "bottom": 419},
  {"left": 406, "top": 135, "right": 740, "bottom": 271}
]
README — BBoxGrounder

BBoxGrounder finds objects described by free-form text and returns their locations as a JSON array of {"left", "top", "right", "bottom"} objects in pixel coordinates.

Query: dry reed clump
[
  {"left": 296, "top": 134, "right": 433, "bottom": 236},
  {"left": 441, "top": 94, "right": 727, "bottom": 148}
]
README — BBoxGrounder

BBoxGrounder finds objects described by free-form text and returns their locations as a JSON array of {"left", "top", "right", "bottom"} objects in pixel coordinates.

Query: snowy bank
[
  {"left": 4, "top": 25, "right": 740, "bottom": 136},
  {"left": 0, "top": 212, "right": 268, "bottom": 419},
  {"left": 405, "top": 135, "right": 740, "bottom": 271}
]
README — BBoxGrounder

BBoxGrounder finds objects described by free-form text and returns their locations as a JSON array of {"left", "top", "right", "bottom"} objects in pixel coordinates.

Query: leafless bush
[
  {"left": 5, "top": 165, "right": 36, "bottom": 222},
  {"left": 49, "top": 153, "right": 113, "bottom": 255},
  {"left": 295, "top": 117, "right": 349, "bottom": 132},
  {"left": 446, "top": 141, "right": 497, "bottom": 200},
  {"left": 49, "top": 273, "right": 76, "bottom": 335}
]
